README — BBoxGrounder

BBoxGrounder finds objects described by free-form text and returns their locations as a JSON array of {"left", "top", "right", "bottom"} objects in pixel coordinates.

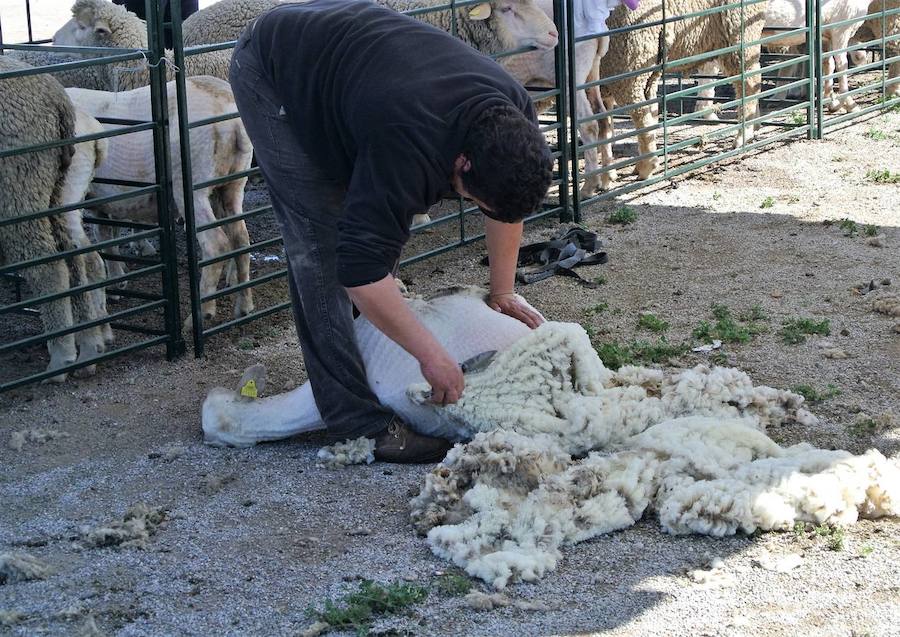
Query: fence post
[
  {"left": 167, "top": 0, "right": 206, "bottom": 356},
  {"left": 553, "top": 0, "right": 572, "bottom": 222},
  {"left": 812, "top": 0, "right": 824, "bottom": 139},
  {"left": 564, "top": 0, "right": 582, "bottom": 222},
  {"left": 145, "top": 0, "right": 186, "bottom": 359}
]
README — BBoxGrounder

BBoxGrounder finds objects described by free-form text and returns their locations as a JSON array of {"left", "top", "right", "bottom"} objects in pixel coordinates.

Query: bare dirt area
[{"left": 2, "top": 111, "right": 900, "bottom": 636}]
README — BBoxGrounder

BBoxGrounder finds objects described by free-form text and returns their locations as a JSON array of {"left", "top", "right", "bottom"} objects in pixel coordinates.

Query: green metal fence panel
[
  {"left": 0, "top": 0, "right": 184, "bottom": 391},
  {"left": 2, "top": 0, "right": 899, "bottom": 389},
  {"left": 170, "top": 0, "right": 573, "bottom": 355}
]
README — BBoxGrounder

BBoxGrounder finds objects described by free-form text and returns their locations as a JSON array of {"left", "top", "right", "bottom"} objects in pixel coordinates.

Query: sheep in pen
[{"left": 201, "top": 288, "right": 900, "bottom": 587}]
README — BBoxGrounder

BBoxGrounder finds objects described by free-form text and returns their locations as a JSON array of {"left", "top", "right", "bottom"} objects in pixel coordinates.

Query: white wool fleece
[{"left": 409, "top": 324, "right": 900, "bottom": 588}]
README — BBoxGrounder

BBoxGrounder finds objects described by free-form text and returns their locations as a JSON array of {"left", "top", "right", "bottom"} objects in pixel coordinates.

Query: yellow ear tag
[
  {"left": 240, "top": 379, "right": 258, "bottom": 399},
  {"left": 468, "top": 3, "right": 492, "bottom": 20}
]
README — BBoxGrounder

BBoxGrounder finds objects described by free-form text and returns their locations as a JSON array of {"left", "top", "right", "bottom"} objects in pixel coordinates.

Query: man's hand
[
  {"left": 420, "top": 347, "right": 465, "bottom": 406},
  {"left": 488, "top": 292, "right": 544, "bottom": 329}
]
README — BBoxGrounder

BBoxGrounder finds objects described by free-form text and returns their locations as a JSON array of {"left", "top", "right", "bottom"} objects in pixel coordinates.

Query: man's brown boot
[{"left": 372, "top": 417, "right": 452, "bottom": 464}]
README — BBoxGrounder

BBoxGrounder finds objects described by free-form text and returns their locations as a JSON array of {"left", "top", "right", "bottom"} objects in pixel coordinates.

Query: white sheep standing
[
  {"left": 0, "top": 57, "right": 111, "bottom": 382},
  {"left": 598, "top": 0, "right": 767, "bottom": 181},
  {"left": 501, "top": 0, "right": 637, "bottom": 197},
  {"left": 851, "top": 0, "right": 900, "bottom": 99},
  {"left": 67, "top": 76, "right": 255, "bottom": 326},
  {"left": 13, "top": 0, "right": 232, "bottom": 91}
]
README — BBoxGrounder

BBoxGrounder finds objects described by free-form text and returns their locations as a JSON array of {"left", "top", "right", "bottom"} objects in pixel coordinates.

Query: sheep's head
[
  {"left": 53, "top": 0, "right": 147, "bottom": 48},
  {"left": 466, "top": 0, "right": 558, "bottom": 53}
]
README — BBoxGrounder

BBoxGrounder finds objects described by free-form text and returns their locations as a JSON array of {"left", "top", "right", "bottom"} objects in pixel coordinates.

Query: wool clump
[
  {"left": 316, "top": 437, "right": 376, "bottom": 469},
  {"left": 409, "top": 322, "right": 900, "bottom": 588}
]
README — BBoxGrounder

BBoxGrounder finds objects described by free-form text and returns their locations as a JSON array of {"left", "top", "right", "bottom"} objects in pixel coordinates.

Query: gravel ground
[{"left": 2, "top": 112, "right": 900, "bottom": 635}]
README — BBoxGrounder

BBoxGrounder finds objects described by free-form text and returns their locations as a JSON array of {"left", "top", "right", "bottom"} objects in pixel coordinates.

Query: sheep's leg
[
  {"left": 828, "top": 31, "right": 859, "bottom": 114},
  {"left": 631, "top": 104, "right": 660, "bottom": 180},
  {"left": 135, "top": 238, "right": 157, "bottom": 257},
  {"left": 185, "top": 195, "right": 231, "bottom": 330},
  {"left": 694, "top": 61, "right": 720, "bottom": 121},
  {"left": 65, "top": 211, "right": 113, "bottom": 347},
  {"left": 218, "top": 182, "right": 255, "bottom": 319},
  {"left": 729, "top": 56, "right": 761, "bottom": 149},
  {"left": 98, "top": 223, "right": 128, "bottom": 290},
  {"left": 2, "top": 229, "right": 78, "bottom": 382},
  {"left": 887, "top": 59, "right": 900, "bottom": 97},
  {"left": 50, "top": 214, "right": 106, "bottom": 376},
  {"left": 576, "top": 90, "right": 603, "bottom": 197}
]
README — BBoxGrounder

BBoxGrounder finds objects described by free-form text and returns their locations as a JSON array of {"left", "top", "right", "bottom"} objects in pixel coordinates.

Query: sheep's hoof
[
  {"left": 233, "top": 295, "right": 255, "bottom": 319},
  {"left": 579, "top": 181, "right": 600, "bottom": 199},
  {"left": 636, "top": 159, "right": 658, "bottom": 181},
  {"left": 42, "top": 362, "right": 73, "bottom": 384},
  {"left": 411, "top": 213, "right": 432, "bottom": 227},
  {"left": 702, "top": 112, "right": 720, "bottom": 122},
  {"left": 72, "top": 364, "right": 97, "bottom": 379},
  {"left": 102, "top": 324, "right": 115, "bottom": 347}
]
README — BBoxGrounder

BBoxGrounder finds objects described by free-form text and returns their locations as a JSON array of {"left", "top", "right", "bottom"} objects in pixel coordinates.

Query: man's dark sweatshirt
[{"left": 248, "top": 0, "right": 537, "bottom": 287}]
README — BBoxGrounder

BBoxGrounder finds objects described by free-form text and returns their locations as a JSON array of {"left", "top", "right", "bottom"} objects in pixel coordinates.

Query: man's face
[{"left": 451, "top": 158, "right": 497, "bottom": 217}]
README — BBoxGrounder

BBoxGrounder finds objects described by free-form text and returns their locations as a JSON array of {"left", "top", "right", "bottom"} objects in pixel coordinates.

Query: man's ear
[{"left": 455, "top": 154, "right": 472, "bottom": 173}]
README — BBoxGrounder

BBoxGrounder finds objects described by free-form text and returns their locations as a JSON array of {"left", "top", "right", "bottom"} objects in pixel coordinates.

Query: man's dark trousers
[{"left": 229, "top": 26, "right": 393, "bottom": 440}]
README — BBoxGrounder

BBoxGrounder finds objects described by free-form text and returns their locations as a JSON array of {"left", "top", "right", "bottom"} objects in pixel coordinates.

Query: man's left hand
[{"left": 487, "top": 292, "right": 544, "bottom": 329}]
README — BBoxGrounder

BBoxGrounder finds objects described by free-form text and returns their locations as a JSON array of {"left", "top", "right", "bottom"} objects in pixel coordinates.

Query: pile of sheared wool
[{"left": 408, "top": 322, "right": 900, "bottom": 588}]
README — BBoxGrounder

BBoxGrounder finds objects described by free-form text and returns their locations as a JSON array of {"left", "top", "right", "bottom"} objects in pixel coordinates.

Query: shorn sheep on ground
[
  {"left": 197, "top": 290, "right": 900, "bottom": 589},
  {"left": 67, "top": 76, "right": 255, "bottom": 326},
  {"left": 12, "top": 0, "right": 231, "bottom": 91},
  {"left": 0, "top": 56, "right": 111, "bottom": 382},
  {"left": 599, "top": 0, "right": 767, "bottom": 181}
]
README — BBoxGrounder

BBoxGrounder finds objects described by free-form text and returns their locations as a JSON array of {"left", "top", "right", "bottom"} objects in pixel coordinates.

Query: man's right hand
[{"left": 420, "top": 348, "right": 465, "bottom": 406}]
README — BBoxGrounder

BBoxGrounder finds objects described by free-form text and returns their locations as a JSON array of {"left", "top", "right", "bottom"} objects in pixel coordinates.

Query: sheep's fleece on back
[{"left": 201, "top": 289, "right": 900, "bottom": 587}]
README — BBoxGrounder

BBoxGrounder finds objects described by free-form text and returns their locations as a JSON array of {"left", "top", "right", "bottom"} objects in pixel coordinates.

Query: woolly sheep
[
  {"left": 599, "top": 0, "right": 767, "bottom": 180},
  {"left": 0, "top": 57, "right": 111, "bottom": 382},
  {"left": 501, "top": 0, "right": 635, "bottom": 196},
  {"left": 13, "top": 0, "right": 231, "bottom": 92},
  {"left": 851, "top": 0, "right": 900, "bottom": 98},
  {"left": 67, "top": 76, "right": 255, "bottom": 326},
  {"left": 182, "top": 0, "right": 284, "bottom": 46},
  {"left": 181, "top": 0, "right": 557, "bottom": 54}
]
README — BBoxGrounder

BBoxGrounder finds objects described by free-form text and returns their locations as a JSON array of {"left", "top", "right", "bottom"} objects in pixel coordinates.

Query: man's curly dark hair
[{"left": 459, "top": 105, "right": 553, "bottom": 223}]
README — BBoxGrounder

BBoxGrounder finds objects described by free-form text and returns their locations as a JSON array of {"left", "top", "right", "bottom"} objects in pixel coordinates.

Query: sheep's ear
[
  {"left": 467, "top": 3, "right": 492, "bottom": 20},
  {"left": 93, "top": 19, "right": 111, "bottom": 37}
]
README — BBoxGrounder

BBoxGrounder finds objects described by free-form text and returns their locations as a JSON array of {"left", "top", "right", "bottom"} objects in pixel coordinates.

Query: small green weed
[
  {"left": 760, "top": 196, "right": 775, "bottom": 209},
  {"left": 832, "top": 155, "right": 847, "bottom": 162},
  {"left": 307, "top": 580, "right": 428, "bottom": 636},
  {"left": 838, "top": 218, "right": 858, "bottom": 237},
  {"left": 789, "top": 111, "right": 805, "bottom": 125},
  {"left": 878, "top": 95, "right": 900, "bottom": 112},
  {"left": 583, "top": 303, "right": 609, "bottom": 317},
  {"left": 780, "top": 317, "right": 830, "bottom": 344},
  {"left": 863, "top": 128, "right": 888, "bottom": 141},
  {"left": 813, "top": 524, "right": 845, "bottom": 551},
  {"left": 859, "top": 545, "right": 874, "bottom": 557},
  {"left": 593, "top": 275, "right": 607, "bottom": 285},
  {"left": 608, "top": 207, "right": 637, "bottom": 225},
  {"left": 737, "top": 305, "right": 768, "bottom": 322},
  {"left": 237, "top": 338, "right": 254, "bottom": 351},
  {"left": 848, "top": 417, "right": 880, "bottom": 437},
  {"left": 637, "top": 312, "right": 670, "bottom": 332},
  {"left": 710, "top": 350, "right": 729, "bottom": 366},
  {"left": 866, "top": 169, "right": 900, "bottom": 184},
  {"left": 793, "top": 521, "right": 808, "bottom": 536},
  {"left": 433, "top": 573, "right": 473, "bottom": 597},
  {"left": 863, "top": 224, "right": 879, "bottom": 237},
  {"left": 692, "top": 304, "right": 752, "bottom": 344},
  {"left": 712, "top": 192, "right": 722, "bottom": 201},
  {"left": 790, "top": 383, "right": 841, "bottom": 404},
  {"left": 594, "top": 338, "right": 689, "bottom": 370}
]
